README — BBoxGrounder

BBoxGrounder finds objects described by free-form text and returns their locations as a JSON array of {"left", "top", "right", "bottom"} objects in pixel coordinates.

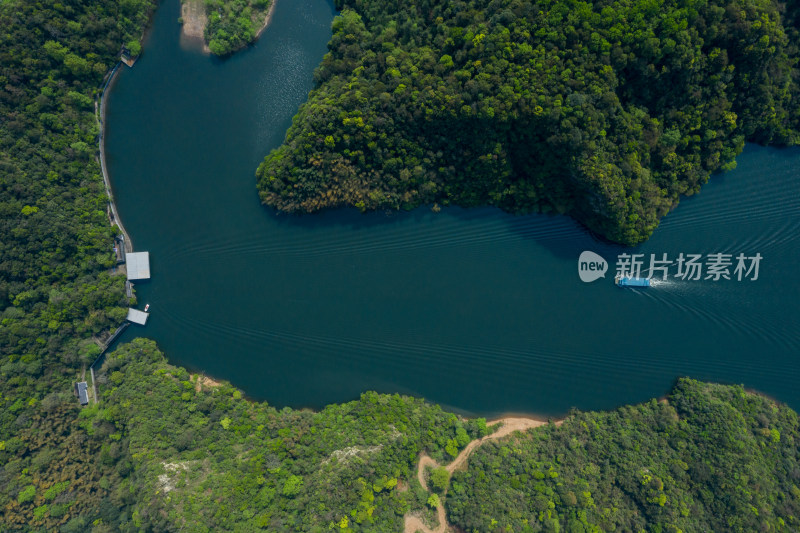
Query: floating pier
[
  {"left": 125, "top": 251, "right": 150, "bottom": 280},
  {"left": 126, "top": 308, "right": 149, "bottom": 325},
  {"left": 121, "top": 55, "right": 138, "bottom": 68}
]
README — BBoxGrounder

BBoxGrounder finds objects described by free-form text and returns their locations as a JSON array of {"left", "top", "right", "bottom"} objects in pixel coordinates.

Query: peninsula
[{"left": 256, "top": 0, "right": 800, "bottom": 244}]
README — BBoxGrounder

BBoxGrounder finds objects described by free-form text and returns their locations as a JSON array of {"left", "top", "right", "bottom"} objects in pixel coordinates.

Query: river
[{"left": 105, "top": 0, "right": 800, "bottom": 416}]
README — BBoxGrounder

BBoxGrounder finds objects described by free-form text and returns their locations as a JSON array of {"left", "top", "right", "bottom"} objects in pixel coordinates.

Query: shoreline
[
  {"left": 96, "top": 62, "right": 134, "bottom": 254},
  {"left": 255, "top": 0, "right": 278, "bottom": 39},
  {"left": 481, "top": 409, "right": 562, "bottom": 424},
  {"left": 93, "top": 61, "right": 138, "bottom": 383}
]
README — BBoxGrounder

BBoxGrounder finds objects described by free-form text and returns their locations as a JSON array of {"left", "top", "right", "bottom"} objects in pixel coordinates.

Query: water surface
[{"left": 106, "top": 0, "right": 800, "bottom": 416}]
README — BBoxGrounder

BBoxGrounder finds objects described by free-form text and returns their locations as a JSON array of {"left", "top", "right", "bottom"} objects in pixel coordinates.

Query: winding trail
[{"left": 404, "top": 417, "right": 562, "bottom": 533}]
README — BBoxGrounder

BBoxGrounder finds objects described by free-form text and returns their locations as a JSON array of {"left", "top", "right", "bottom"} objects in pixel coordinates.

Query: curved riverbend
[{"left": 105, "top": 0, "right": 800, "bottom": 417}]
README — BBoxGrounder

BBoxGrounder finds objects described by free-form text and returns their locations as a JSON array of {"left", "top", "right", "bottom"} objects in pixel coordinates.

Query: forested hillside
[
  {"left": 88, "top": 339, "right": 487, "bottom": 531},
  {"left": 256, "top": 0, "right": 800, "bottom": 244},
  {"left": 448, "top": 379, "right": 800, "bottom": 532},
  {"left": 0, "top": 0, "right": 157, "bottom": 526}
]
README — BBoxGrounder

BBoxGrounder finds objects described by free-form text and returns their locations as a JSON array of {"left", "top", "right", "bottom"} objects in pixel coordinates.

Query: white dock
[
  {"left": 125, "top": 251, "right": 150, "bottom": 280},
  {"left": 126, "top": 308, "right": 149, "bottom": 325}
]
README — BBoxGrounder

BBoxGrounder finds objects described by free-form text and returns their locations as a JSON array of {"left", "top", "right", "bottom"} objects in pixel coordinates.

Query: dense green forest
[
  {"left": 1, "top": 335, "right": 488, "bottom": 530},
  {"left": 1, "top": 0, "right": 800, "bottom": 531},
  {"left": 256, "top": 0, "right": 800, "bottom": 244},
  {"left": 448, "top": 379, "right": 800, "bottom": 532},
  {"left": 84, "top": 339, "right": 488, "bottom": 531}
]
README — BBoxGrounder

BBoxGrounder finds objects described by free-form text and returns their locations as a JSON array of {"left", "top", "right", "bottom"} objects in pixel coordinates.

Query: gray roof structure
[
  {"left": 126, "top": 308, "right": 149, "bottom": 325},
  {"left": 77, "top": 382, "right": 89, "bottom": 405},
  {"left": 125, "top": 251, "right": 150, "bottom": 280}
]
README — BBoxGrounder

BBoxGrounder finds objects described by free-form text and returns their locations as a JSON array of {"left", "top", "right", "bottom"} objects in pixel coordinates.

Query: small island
[{"left": 180, "top": 0, "right": 275, "bottom": 55}]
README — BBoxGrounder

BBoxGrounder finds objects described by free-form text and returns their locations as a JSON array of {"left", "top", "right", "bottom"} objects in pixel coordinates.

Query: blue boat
[{"left": 615, "top": 275, "right": 651, "bottom": 287}]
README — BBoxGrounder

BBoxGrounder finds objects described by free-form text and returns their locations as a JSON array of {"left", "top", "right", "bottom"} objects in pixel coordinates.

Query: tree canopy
[
  {"left": 447, "top": 379, "right": 800, "bottom": 532},
  {"left": 256, "top": 0, "right": 800, "bottom": 244},
  {"left": 201, "top": 0, "right": 273, "bottom": 56}
]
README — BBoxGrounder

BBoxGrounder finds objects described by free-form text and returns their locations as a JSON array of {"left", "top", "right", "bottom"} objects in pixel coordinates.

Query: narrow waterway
[{"left": 105, "top": 0, "right": 800, "bottom": 416}]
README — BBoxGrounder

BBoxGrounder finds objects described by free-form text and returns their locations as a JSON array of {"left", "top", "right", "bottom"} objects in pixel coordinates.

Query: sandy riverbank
[
  {"left": 180, "top": 0, "right": 210, "bottom": 52},
  {"left": 192, "top": 373, "right": 224, "bottom": 392}
]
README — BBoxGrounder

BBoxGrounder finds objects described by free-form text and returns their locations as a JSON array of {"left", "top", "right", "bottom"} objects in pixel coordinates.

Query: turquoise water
[{"left": 105, "top": 0, "right": 800, "bottom": 416}]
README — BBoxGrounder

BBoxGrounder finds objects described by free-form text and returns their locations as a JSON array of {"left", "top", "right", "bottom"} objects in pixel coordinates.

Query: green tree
[
  {"left": 430, "top": 467, "right": 450, "bottom": 493},
  {"left": 127, "top": 40, "right": 142, "bottom": 57},
  {"left": 282, "top": 475, "right": 304, "bottom": 498},
  {"left": 17, "top": 485, "right": 36, "bottom": 504},
  {"left": 427, "top": 493, "right": 441, "bottom": 509}
]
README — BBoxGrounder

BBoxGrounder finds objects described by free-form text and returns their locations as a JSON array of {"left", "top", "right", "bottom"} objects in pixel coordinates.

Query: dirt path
[
  {"left": 447, "top": 417, "right": 547, "bottom": 474},
  {"left": 416, "top": 455, "right": 438, "bottom": 490},
  {"left": 403, "top": 417, "right": 559, "bottom": 533},
  {"left": 405, "top": 505, "right": 447, "bottom": 533}
]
